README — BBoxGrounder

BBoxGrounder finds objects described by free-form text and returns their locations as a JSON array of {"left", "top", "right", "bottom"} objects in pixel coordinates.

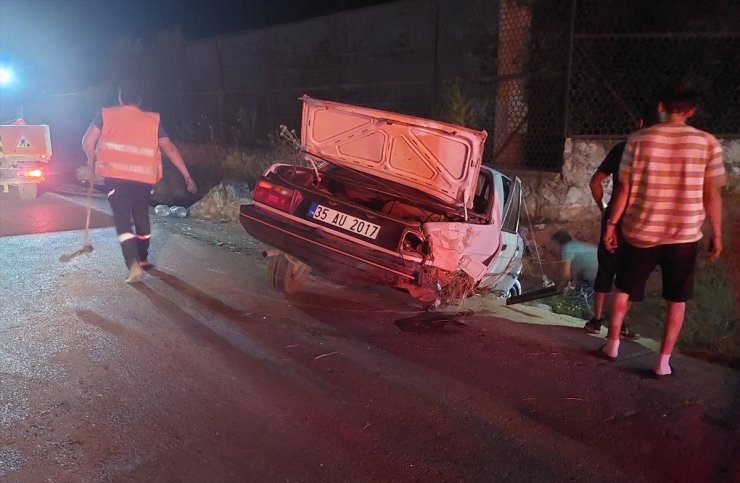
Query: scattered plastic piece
[{"left": 169, "top": 206, "right": 187, "bottom": 218}]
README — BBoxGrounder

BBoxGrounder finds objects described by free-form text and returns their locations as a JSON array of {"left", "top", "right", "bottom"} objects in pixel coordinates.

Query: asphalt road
[{"left": 0, "top": 188, "right": 738, "bottom": 482}]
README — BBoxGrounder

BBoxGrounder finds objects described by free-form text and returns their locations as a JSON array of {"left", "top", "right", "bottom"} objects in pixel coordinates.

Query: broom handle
[{"left": 82, "top": 181, "right": 93, "bottom": 246}]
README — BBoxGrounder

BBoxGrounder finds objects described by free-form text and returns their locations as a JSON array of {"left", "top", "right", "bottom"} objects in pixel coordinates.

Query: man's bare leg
[
  {"left": 655, "top": 301, "right": 685, "bottom": 375},
  {"left": 593, "top": 291, "right": 607, "bottom": 319},
  {"left": 604, "top": 290, "right": 630, "bottom": 358},
  {"left": 585, "top": 291, "right": 608, "bottom": 334}
]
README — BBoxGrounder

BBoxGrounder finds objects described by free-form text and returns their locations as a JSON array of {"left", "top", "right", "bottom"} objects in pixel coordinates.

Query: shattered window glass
[{"left": 502, "top": 178, "right": 521, "bottom": 234}]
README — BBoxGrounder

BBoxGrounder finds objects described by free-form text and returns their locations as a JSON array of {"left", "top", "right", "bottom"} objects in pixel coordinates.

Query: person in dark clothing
[
  {"left": 585, "top": 102, "right": 660, "bottom": 338},
  {"left": 81, "top": 80, "right": 197, "bottom": 282}
]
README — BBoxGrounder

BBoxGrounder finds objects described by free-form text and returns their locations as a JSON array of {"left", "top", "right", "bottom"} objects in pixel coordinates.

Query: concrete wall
[{"left": 518, "top": 137, "right": 740, "bottom": 222}]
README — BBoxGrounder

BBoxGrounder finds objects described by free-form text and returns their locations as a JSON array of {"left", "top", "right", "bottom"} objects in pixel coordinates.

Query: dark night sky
[{"left": 0, "top": 0, "right": 394, "bottom": 93}]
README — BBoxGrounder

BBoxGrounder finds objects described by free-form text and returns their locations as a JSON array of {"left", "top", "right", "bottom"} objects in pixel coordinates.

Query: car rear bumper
[{"left": 240, "top": 203, "right": 420, "bottom": 286}]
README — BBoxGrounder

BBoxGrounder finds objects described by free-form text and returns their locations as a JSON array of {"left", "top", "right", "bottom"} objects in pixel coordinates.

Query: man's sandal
[{"left": 598, "top": 344, "right": 617, "bottom": 362}]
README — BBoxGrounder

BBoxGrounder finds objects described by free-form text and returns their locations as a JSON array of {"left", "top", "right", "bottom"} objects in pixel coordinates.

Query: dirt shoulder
[
  {"left": 522, "top": 194, "right": 740, "bottom": 367},
  {"left": 150, "top": 192, "right": 740, "bottom": 368}
]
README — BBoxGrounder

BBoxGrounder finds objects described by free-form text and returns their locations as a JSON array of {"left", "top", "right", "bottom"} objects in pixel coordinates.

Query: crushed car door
[
  {"left": 478, "top": 175, "right": 523, "bottom": 287},
  {"left": 421, "top": 170, "right": 503, "bottom": 281}
]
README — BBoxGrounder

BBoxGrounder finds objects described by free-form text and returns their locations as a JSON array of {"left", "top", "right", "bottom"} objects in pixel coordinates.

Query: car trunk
[
  {"left": 270, "top": 163, "right": 489, "bottom": 254},
  {"left": 245, "top": 162, "right": 502, "bottom": 305}
]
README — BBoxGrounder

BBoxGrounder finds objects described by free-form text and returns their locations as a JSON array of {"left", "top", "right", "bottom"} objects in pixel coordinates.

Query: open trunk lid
[{"left": 300, "top": 96, "right": 487, "bottom": 208}]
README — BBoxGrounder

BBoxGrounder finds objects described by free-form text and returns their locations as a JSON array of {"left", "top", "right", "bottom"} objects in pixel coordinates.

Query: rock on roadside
[{"left": 187, "top": 180, "right": 252, "bottom": 222}]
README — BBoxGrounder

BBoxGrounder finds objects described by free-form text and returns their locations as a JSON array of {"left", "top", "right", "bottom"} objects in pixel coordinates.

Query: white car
[{"left": 240, "top": 96, "right": 524, "bottom": 307}]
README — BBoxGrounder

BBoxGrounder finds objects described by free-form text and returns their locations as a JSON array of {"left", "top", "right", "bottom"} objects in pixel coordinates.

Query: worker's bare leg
[
  {"left": 655, "top": 301, "right": 685, "bottom": 375},
  {"left": 604, "top": 290, "right": 630, "bottom": 358}
]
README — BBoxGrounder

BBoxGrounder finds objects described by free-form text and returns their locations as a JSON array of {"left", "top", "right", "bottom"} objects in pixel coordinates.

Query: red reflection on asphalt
[{"left": 0, "top": 195, "right": 113, "bottom": 237}]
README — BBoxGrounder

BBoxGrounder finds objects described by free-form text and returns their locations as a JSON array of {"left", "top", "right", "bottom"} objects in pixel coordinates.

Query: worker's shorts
[{"left": 614, "top": 241, "right": 699, "bottom": 302}]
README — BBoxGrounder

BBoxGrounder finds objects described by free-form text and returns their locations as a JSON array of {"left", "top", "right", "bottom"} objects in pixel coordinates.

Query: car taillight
[
  {"left": 253, "top": 179, "right": 297, "bottom": 212},
  {"left": 40, "top": 154, "right": 48, "bottom": 160},
  {"left": 24, "top": 168, "right": 44, "bottom": 178}
]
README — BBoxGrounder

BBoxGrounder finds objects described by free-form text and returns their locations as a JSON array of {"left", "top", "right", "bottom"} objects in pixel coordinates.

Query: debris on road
[{"left": 313, "top": 351, "right": 339, "bottom": 361}]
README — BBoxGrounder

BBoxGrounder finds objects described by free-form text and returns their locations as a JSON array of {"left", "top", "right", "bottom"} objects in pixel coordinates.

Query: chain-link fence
[
  {"left": 38, "top": 0, "right": 735, "bottom": 173},
  {"left": 156, "top": 0, "right": 575, "bottom": 171},
  {"left": 569, "top": 0, "right": 740, "bottom": 138}
]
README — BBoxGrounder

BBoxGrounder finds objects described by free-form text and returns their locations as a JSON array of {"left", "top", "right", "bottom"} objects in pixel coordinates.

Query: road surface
[{"left": 0, "top": 187, "right": 738, "bottom": 482}]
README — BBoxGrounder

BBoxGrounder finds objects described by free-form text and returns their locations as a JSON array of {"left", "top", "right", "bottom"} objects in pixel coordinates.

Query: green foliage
[
  {"left": 536, "top": 261, "right": 739, "bottom": 362},
  {"left": 231, "top": 106, "right": 258, "bottom": 146},
  {"left": 681, "top": 261, "right": 739, "bottom": 357},
  {"left": 168, "top": 124, "right": 305, "bottom": 202},
  {"left": 547, "top": 287, "right": 593, "bottom": 320},
  {"left": 441, "top": 80, "right": 472, "bottom": 127}
]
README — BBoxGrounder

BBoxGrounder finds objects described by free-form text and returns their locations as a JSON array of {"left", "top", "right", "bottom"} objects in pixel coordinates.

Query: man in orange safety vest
[{"left": 82, "top": 79, "right": 197, "bottom": 282}]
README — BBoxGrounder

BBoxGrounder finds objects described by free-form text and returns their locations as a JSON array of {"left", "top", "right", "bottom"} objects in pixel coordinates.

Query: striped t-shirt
[{"left": 618, "top": 123, "right": 725, "bottom": 248}]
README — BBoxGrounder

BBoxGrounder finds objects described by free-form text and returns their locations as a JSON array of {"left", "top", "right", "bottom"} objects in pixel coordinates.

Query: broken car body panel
[
  {"left": 301, "top": 96, "right": 487, "bottom": 209},
  {"left": 423, "top": 216, "right": 502, "bottom": 276}
]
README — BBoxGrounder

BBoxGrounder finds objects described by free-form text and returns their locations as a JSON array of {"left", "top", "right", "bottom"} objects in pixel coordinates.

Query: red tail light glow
[
  {"left": 253, "top": 180, "right": 297, "bottom": 212},
  {"left": 24, "top": 168, "right": 44, "bottom": 178}
]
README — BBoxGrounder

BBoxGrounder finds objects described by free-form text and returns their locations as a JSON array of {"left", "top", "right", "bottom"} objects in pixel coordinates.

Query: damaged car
[{"left": 240, "top": 96, "right": 525, "bottom": 308}]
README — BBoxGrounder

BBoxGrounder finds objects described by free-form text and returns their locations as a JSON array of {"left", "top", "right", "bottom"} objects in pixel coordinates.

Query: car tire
[
  {"left": 267, "top": 253, "right": 310, "bottom": 294},
  {"left": 18, "top": 183, "right": 38, "bottom": 200},
  {"left": 507, "top": 280, "right": 522, "bottom": 299}
]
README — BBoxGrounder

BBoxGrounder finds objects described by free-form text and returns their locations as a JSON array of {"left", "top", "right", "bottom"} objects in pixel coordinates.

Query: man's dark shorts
[{"left": 614, "top": 240, "right": 699, "bottom": 302}]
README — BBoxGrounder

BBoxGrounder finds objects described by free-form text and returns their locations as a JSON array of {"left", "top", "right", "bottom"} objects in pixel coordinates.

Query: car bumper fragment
[{"left": 240, "top": 204, "right": 419, "bottom": 286}]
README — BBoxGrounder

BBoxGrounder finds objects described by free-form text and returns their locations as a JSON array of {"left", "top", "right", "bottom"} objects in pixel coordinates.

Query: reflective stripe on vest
[
  {"left": 99, "top": 161, "right": 159, "bottom": 177},
  {"left": 96, "top": 106, "right": 162, "bottom": 184},
  {"left": 100, "top": 141, "right": 156, "bottom": 157}
]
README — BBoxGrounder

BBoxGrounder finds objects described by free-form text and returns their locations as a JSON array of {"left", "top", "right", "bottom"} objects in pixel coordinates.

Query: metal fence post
[
  {"left": 215, "top": 36, "right": 226, "bottom": 130},
  {"left": 562, "top": 0, "right": 577, "bottom": 139},
  {"left": 431, "top": 0, "right": 441, "bottom": 116},
  {"left": 265, "top": 28, "right": 275, "bottom": 131}
]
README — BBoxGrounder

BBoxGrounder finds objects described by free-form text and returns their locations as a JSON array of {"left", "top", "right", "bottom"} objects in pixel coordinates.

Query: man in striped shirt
[{"left": 601, "top": 85, "right": 726, "bottom": 376}]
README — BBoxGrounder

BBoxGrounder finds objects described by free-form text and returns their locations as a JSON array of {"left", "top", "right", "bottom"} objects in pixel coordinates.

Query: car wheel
[
  {"left": 18, "top": 183, "right": 38, "bottom": 200},
  {"left": 507, "top": 280, "right": 522, "bottom": 299},
  {"left": 267, "top": 253, "right": 310, "bottom": 294}
]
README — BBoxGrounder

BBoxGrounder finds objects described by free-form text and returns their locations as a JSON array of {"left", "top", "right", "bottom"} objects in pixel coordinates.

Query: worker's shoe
[
  {"left": 126, "top": 262, "right": 145, "bottom": 283},
  {"left": 584, "top": 317, "right": 602, "bottom": 334},
  {"left": 620, "top": 324, "right": 639, "bottom": 340}
]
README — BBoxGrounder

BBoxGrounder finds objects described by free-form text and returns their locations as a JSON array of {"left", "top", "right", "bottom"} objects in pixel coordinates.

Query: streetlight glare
[{"left": 0, "top": 67, "right": 14, "bottom": 86}]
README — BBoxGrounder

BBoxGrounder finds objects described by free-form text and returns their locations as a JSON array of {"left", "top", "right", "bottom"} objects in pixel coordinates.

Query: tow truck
[{"left": 0, "top": 120, "right": 52, "bottom": 200}]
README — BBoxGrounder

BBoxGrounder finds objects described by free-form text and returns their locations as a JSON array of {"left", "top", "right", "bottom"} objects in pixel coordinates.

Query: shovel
[{"left": 59, "top": 181, "right": 95, "bottom": 262}]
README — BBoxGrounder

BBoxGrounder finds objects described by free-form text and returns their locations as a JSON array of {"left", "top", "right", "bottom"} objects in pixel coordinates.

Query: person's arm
[
  {"left": 589, "top": 171, "right": 608, "bottom": 213},
  {"left": 704, "top": 175, "right": 726, "bottom": 261},
  {"left": 560, "top": 259, "right": 572, "bottom": 287},
  {"left": 81, "top": 124, "right": 101, "bottom": 167},
  {"left": 159, "top": 137, "right": 197, "bottom": 193},
  {"left": 603, "top": 183, "right": 628, "bottom": 252},
  {"left": 592, "top": 142, "right": 624, "bottom": 214},
  {"left": 603, "top": 140, "right": 633, "bottom": 252}
]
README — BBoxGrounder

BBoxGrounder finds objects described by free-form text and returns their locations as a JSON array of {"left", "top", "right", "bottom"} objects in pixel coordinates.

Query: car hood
[{"left": 300, "top": 96, "right": 487, "bottom": 208}]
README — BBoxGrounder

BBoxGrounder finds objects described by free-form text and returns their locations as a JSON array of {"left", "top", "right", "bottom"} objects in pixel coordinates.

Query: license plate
[{"left": 307, "top": 203, "right": 380, "bottom": 240}]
